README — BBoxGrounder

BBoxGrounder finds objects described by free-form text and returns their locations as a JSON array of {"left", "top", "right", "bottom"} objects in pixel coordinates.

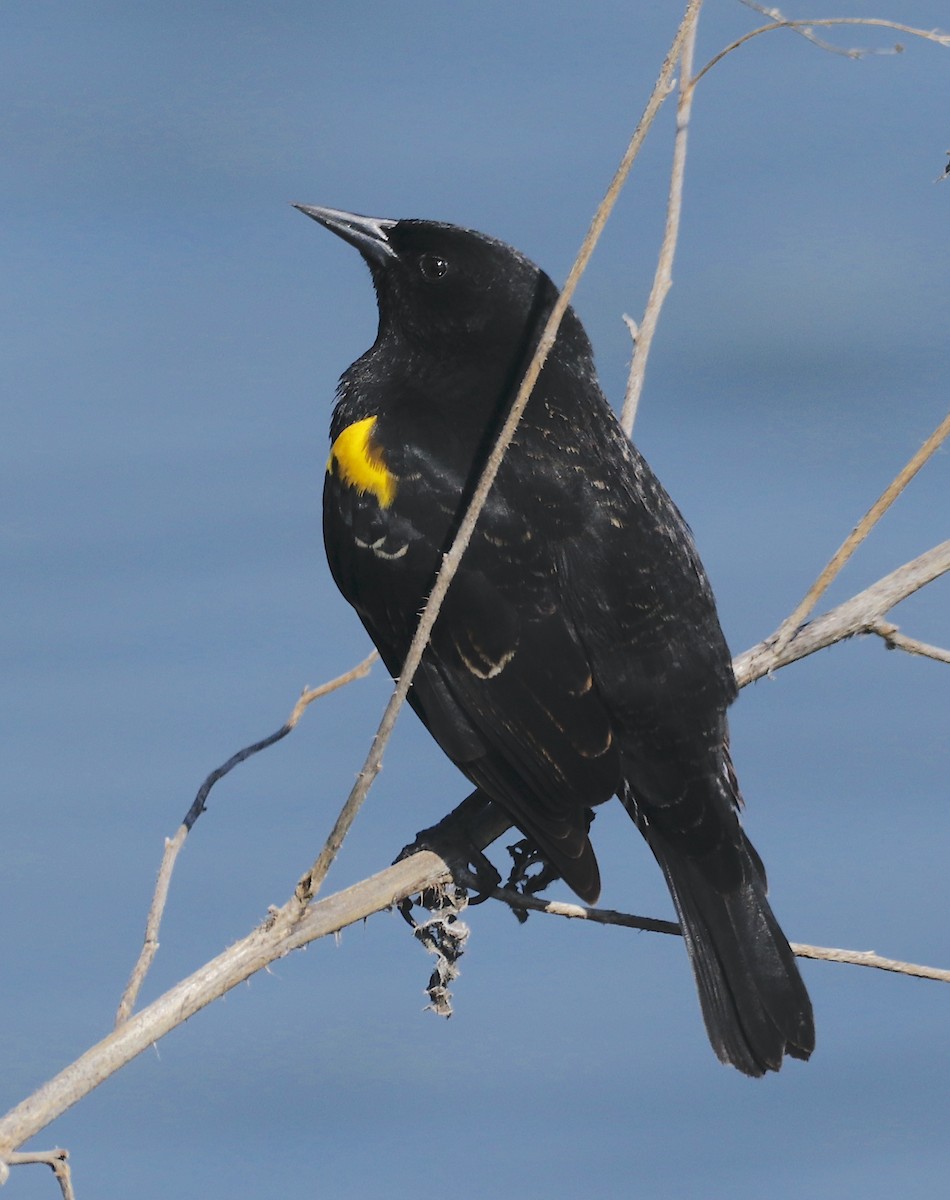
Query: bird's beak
[{"left": 293, "top": 204, "right": 397, "bottom": 264}]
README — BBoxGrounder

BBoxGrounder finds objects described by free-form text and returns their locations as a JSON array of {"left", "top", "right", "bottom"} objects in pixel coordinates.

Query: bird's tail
[{"left": 645, "top": 827, "right": 815, "bottom": 1076}]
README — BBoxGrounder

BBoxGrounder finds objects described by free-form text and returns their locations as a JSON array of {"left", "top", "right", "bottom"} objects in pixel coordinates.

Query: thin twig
[
  {"left": 739, "top": 2, "right": 902, "bottom": 58},
  {"left": 114, "top": 826, "right": 188, "bottom": 1027},
  {"left": 789, "top": 943, "right": 950, "bottom": 983},
  {"left": 694, "top": 17, "right": 950, "bottom": 86},
  {"left": 771, "top": 410, "right": 950, "bottom": 655},
  {"left": 623, "top": 7, "right": 949, "bottom": 434},
  {"left": 464, "top": 878, "right": 950, "bottom": 984},
  {"left": 621, "top": 3, "right": 701, "bottom": 434},
  {"left": 183, "top": 651, "right": 379, "bottom": 835},
  {"left": 734, "top": 540, "right": 950, "bottom": 686},
  {"left": 870, "top": 620, "right": 950, "bottom": 666},
  {"left": 5, "top": 1150, "right": 74, "bottom": 1199},
  {"left": 114, "top": 652, "right": 377, "bottom": 1026},
  {"left": 291, "top": 0, "right": 704, "bottom": 912}
]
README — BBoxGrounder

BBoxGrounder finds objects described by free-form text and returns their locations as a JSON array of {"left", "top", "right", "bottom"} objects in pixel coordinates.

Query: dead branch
[
  {"left": 115, "top": 651, "right": 377, "bottom": 1027},
  {"left": 772, "top": 409, "right": 950, "bottom": 654},
  {"left": 870, "top": 620, "right": 950, "bottom": 666},
  {"left": 460, "top": 879, "right": 950, "bottom": 984},
  {"left": 3, "top": 1150, "right": 73, "bottom": 1199},
  {"left": 0, "top": 850, "right": 452, "bottom": 1163},
  {"left": 695, "top": 16, "right": 950, "bottom": 85},
  {"left": 740, "top": 2, "right": 909, "bottom": 58},
  {"left": 734, "top": 540, "right": 950, "bottom": 686},
  {"left": 621, "top": 4, "right": 701, "bottom": 433}
]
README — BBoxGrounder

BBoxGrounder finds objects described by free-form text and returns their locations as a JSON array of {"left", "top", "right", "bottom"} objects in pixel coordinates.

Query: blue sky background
[{"left": 2, "top": 2, "right": 948, "bottom": 1196}]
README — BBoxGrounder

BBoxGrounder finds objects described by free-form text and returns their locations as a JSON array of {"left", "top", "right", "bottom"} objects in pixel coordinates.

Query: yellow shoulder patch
[{"left": 327, "top": 416, "right": 397, "bottom": 508}]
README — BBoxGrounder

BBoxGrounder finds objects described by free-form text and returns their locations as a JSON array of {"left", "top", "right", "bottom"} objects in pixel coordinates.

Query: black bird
[{"left": 296, "top": 204, "right": 814, "bottom": 1076}]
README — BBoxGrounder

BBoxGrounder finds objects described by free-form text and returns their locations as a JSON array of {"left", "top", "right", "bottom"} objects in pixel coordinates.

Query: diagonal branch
[
  {"left": 621, "top": 3, "right": 702, "bottom": 434},
  {"left": 115, "top": 652, "right": 377, "bottom": 1027},
  {"left": 462, "top": 879, "right": 950, "bottom": 984},
  {"left": 694, "top": 16, "right": 950, "bottom": 86},
  {"left": 4, "top": 1150, "right": 74, "bottom": 1198},
  {"left": 870, "top": 620, "right": 950, "bottom": 666},
  {"left": 0, "top": 850, "right": 454, "bottom": 1161},
  {"left": 740, "top": 2, "right": 909, "bottom": 59},
  {"left": 771, "top": 409, "right": 950, "bottom": 655},
  {"left": 735, "top": 540, "right": 950, "bottom": 686}
]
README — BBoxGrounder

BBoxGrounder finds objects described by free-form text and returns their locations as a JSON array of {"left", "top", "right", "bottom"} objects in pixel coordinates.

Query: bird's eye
[{"left": 418, "top": 254, "right": 449, "bottom": 281}]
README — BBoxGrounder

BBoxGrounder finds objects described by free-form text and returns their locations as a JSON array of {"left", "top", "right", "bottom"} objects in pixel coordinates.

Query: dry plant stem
[
  {"left": 0, "top": 851, "right": 452, "bottom": 1162},
  {"left": 695, "top": 18, "right": 950, "bottom": 85},
  {"left": 735, "top": 540, "right": 950, "bottom": 686},
  {"left": 457, "top": 879, "right": 950, "bottom": 984},
  {"left": 772, "top": 409, "right": 950, "bottom": 655},
  {"left": 114, "top": 824, "right": 187, "bottom": 1027},
  {"left": 285, "top": 653, "right": 378, "bottom": 726},
  {"left": 621, "top": 5, "right": 700, "bottom": 435},
  {"left": 624, "top": 10, "right": 949, "bottom": 437},
  {"left": 292, "top": 0, "right": 703, "bottom": 910},
  {"left": 740, "top": 2, "right": 907, "bottom": 58},
  {"left": 871, "top": 620, "right": 950, "bottom": 665},
  {"left": 789, "top": 944, "right": 950, "bottom": 983},
  {"left": 4, "top": 1151, "right": 73, "bottom": 1199},
  {"left": 114, "top": 652, "right": 377, "bottom": 1028}
]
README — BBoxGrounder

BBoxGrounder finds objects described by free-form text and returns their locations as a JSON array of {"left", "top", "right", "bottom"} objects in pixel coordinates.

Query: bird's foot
[
  {"left": 502, "top": 808, "right": 596, "bottom": 922},
  {"left": 502, "top": 838, "right": 562, "bottom": 923},
  {"left": 395, "top": 795, "right": 503, "bottom": 925}
]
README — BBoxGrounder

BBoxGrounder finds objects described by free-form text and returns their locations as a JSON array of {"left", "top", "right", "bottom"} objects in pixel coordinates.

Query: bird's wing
[
  {"left": 550, "top": 426, "right": 745, "bottom": 879},
  {"left": 422, "top": 557, "right": 621, "bottom": 902}
]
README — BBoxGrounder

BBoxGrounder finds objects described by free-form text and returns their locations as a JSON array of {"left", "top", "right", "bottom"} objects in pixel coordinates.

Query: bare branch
[
  {"left": 734, "top": 541, "right": 950, "bottom": 686},
  {"left": 790, "top": 944, "right": 950, "bottom": 984},
  {"left": 870, "top": 620, "right": 950, "bottom": 666},
  {"left": 772, "top": 410, "right": 950, "bottom": 655},
  {"left": 285, "top": 653, "right": 379, "bottom": 727},
  {"left": 114, "top": 825, "right": 188, "bottom": 1029},
  {"left": 5, "top": 1150, "right": 74, "bottom": 1200},
  {"left": 695, "top": 17, "right": 950, "bottom": 86},
  {"left": 114, "top": 652, "right": 378, "bottom": 1027},
  {"left": 290, "top": 0, "right": 704, "bottom": 912},
  {"left": 623, "top": 6, "right": 948, "bottom": 438},
  {"left": 468, "top": 880, "right": 950, "bottom": 984},
  {"left": 0, "top": 850, "right": 455, "bottom": 1161},
  {"left": 739, "top": 2, "right": 904, "bottom": 58},
  {"left": 621, "top": 4, "right": 702, "bottom": 434}
]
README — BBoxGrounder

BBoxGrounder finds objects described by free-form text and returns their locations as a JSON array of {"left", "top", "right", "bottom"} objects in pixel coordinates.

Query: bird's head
[{"left": 294, "top": 204, "right": 588, "bottom": 369}]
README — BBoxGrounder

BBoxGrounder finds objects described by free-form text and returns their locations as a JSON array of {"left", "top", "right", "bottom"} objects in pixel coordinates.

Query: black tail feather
[{"left": 647, "top": 828, "right": 815, "bottom": 1076}]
